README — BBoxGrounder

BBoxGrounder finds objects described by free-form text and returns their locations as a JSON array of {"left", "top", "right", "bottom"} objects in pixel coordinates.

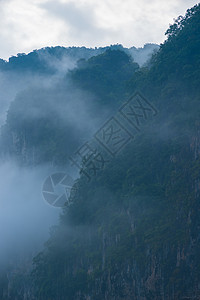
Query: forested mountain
[
  {"left": 0, "top": 3, "right": 200, "bottom": 300},
  {"left": 0, "top": 49, "right": 139, "bottom": 165},
  {"left": 0, "top": 43, "right": 158, "bottom": 74}
]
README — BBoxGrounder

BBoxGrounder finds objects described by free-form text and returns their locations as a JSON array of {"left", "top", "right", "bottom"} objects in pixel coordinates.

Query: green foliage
[
  {"left": 70, "top": 49, "right": 139, "bottom": 107},
  {"left": 31, "top": 4, "right": 200, "bottom": 298}
]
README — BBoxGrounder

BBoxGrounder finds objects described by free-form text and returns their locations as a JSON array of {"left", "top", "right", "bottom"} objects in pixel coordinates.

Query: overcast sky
[{"left": 0, "top": 0, "right": 198, "bottom": 60}]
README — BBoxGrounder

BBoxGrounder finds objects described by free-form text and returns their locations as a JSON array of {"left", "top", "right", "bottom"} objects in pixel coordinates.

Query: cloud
[
  {"left": 40, "top": 1, "right": 117, "bottom": 44},
  {"left": 0, "top": 0, "right": 199, "bottom": 59},
  {"left": 41, "top": 1, "right": 99, "bottom": 31}
]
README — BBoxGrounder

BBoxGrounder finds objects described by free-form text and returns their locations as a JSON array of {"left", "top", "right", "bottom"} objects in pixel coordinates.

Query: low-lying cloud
[{"left": 0, "top": 159, "right": 59, "bottom": 266}]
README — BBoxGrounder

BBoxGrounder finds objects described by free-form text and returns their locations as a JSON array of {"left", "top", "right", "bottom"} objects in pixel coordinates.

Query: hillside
[{"left": 31, "top": 4, "right": 200, "bottom": 300}]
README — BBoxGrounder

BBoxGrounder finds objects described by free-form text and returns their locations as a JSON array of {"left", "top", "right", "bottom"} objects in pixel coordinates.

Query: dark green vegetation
[
  {"left": 0, "top": 49, "right": 139, "bottom": 165},
  {"left": 1, "top": 4, "right": 200, "bottom": 299},
  {"left": 0, "top": 44, "right": 158, "bottom": 74}
]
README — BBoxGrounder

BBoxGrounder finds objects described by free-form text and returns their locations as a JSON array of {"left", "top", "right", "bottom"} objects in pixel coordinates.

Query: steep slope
[
  {"left": 0, "top": 49, "right": 139, "bottom": 166},
  {"left": 30, "top": 4, "right": 200, "bottom": 300}
]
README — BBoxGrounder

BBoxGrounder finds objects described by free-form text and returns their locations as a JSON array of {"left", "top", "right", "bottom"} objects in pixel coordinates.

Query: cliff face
[
  {"left": 84, "top": 132, "right": 200, "bottom": 300},
  {"left": 27, "top": 128, "right": 200, "bottom": 300}
]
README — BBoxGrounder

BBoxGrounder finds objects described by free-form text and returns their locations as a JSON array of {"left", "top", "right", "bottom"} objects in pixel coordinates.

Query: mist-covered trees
[
  {"left": 0, "top": 49, "right": 139, "bottom": 165},
  {"left": 30, "top": 4, "right": 200, "bottom": 299}
]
